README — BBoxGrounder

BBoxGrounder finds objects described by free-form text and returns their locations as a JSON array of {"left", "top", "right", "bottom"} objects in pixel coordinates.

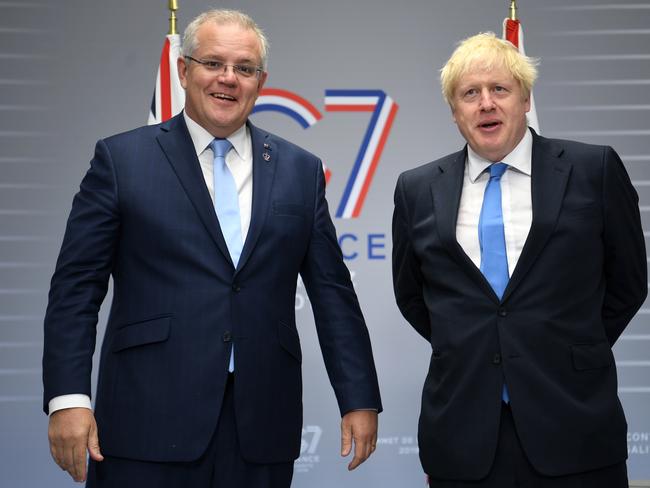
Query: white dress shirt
[
  {"left": 455, "top": 129, "right": 533, "bottom": 276},
  {"left": 48, "top": 113, "right": 253, "bottom": 415},
  {"left": 184, "top": 112, "right": 253, "bottom": 244}
]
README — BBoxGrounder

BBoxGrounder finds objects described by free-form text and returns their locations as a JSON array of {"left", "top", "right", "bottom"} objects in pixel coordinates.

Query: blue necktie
[
  {"left": 210, "top": 138, "right": 241, "bottom": 372},
  {"left": 478, "top": 162, "right": 510, "bottom": 402},
  {"left": 211, "top": 138, "right": 242, "bottom": 265}
]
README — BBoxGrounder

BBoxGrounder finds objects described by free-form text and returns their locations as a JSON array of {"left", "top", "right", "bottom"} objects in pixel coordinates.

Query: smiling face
[
  {"left": 178, "top": 21, "right": 267, "bottom": 138},
  {"left": 451, "top": 62, "right": 530, "bottom": 162}
]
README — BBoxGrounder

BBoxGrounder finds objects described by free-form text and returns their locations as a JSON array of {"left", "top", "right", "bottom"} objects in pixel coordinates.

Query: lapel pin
[{"left": 262, "top": 152, "right": 271, "bottom": 161}]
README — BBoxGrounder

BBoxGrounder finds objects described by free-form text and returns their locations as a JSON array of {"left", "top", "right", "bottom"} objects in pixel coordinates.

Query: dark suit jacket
[
  {"left": 43, "top": 114, "right": 381, "bottom": 464},
  {"left": 392, "top": 129, "right": 646, "bottom": 479}
]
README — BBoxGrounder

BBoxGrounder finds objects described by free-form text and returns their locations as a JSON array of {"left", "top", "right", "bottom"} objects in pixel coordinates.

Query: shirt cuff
[{"left": 48, "top": 394, "right": 92, "bottom": 415}]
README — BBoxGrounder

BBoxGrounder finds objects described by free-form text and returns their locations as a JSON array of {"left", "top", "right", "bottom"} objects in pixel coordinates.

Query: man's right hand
[{"left": 48, "top": 407, "right": 104, "bottom": 482}]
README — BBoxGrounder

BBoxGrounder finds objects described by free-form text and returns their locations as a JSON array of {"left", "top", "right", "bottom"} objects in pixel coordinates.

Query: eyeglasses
[{"left": 184, "top": 56, "right": 263, "bottom": 79}]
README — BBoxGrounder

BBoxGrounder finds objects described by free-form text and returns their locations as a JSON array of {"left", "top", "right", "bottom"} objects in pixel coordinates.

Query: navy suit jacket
[
  {"left": 43, "top": 114, "right": 381, "bottom": 463},
  {"left": 393, "top": 129, "right": 646, "bottom": 479}
]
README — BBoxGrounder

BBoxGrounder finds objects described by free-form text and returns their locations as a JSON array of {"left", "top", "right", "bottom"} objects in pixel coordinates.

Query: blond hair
[
  {"left": 440, "top": 32, "right": 538, "bottom": 107},
  {"left": 182, "top": 9, "right": 269, "bottom": 69}
]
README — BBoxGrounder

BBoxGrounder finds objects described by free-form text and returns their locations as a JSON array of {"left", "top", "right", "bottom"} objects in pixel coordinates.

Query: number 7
[{"left": 325, "top": 90, "right": 398, "bottom": 219}]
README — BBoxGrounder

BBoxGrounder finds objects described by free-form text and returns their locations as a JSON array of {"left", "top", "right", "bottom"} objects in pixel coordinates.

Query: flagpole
[
  {"left": 509, "top": 0, "right": 518, "bottom": 21},
  {"left": 168, "top": 0, "right": 179, "bottom": 35}
]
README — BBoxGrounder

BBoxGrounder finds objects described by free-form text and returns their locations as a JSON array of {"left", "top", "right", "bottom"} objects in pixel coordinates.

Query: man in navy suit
[
  {"left": 43, "top": 9, "right": 381, "bottom": 487},
  {"left": 393, "top": 33, "right": 646, "bottom": 487}
]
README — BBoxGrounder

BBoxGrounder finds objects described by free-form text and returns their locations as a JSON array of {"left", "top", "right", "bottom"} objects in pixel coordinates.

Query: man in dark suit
[
  {"left": 392, "top": 32, "right": 646, "bottom": 487},
  {"left": 43, "top": 9, "right": 381, "bottom": 487}
]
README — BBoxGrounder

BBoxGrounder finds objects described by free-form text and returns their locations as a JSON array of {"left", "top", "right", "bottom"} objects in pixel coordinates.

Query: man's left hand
[{"left": 340, "top": 410, "right": 378, "bottom": 470}]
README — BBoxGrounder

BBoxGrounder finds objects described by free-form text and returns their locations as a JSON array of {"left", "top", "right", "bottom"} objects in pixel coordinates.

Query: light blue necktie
[
  {"left": 478, "top": 162, "right": 510, "bottom": 402},
  {"left": 210, "top": 138, "right": 241, "bottom": 372}
]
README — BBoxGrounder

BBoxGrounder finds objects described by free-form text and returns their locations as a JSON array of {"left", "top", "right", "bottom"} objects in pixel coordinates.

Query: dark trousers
[
  {"left": 428, "top": 404, "right": 628, "bottom": 488},
  {"left": 87, "top": 374, "right": 294, "bottom": 488}
]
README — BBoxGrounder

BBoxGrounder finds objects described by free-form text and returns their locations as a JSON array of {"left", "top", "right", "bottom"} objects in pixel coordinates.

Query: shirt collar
[
  {"left": 467, "top": 128, "right": 533, "bottom": 182},
  {"left": 182, "top": 111, "right": 250, "bottom": 160}
]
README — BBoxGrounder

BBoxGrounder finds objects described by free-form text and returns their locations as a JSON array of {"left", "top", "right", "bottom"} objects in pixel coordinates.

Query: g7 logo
[
  {"left": 300, "top": 425, "right": 323, "bottom": 455},
  {"left": 253, "top": 88, "right": 398, "bottom": 219}
]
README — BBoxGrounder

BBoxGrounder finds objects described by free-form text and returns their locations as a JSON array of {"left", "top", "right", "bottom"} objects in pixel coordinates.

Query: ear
[
  {"left": 524, "top": 95, "right": 531, "bottom": 113},
  {"left": 177, "top": 56, "right": 188, "bottom": 90},
  {"left": 256, "top": 70, "right": 268, "bottom": 94}
]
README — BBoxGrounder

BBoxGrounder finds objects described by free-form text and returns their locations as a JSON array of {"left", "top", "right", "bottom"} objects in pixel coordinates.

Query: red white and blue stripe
[
  {"left": 503, "top": 18, "right": 539, "bottom": 132},
  {"left": 253, "top": 88, "right": 330, "bottom": 182},
  {"left": 149, "top": 34, "right": 185, "bottom": 124},
  {"left": 325, "top": 90, "right": 398, "bottom": 219},
  {"left": 253, "top": 88, "right": 322, "bottom": 129}
]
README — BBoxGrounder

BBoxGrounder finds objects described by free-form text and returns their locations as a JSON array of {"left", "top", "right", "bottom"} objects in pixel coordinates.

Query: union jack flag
[
  {"left": 148, "top": 34, "right": 185, "bottom": 124},
  {"left": 503, "top": 16, "right": 540, "bottom": 132}
]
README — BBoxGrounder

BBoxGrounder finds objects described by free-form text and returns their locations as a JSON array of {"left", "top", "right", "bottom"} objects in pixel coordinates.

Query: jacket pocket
[
  {"left": 111, "top": 315, "right": 172, "bottom": 352},
  {"left": 561, "top": 204, "right": 599, "bottom": 221},
  {"left": 273, "top": 202, "right": 307, "bottom": 218},
  {"left": 278, "top": 321, "right": 302, "bottom": 362},
  {"left": 571, "top": 342, "right": 613, "bottom": 371}
]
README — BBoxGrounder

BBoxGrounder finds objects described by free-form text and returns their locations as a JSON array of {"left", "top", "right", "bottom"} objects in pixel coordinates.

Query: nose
[
  {"left": 479, "top": 89, "right": 495, "bottom": 111},
  {"left": 217, "top": 65, "right": 237, "bottom": 84}
]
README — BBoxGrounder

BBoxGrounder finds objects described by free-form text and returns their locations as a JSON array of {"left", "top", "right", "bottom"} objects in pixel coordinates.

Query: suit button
[
  {"left": 432, "top": 350, "right": 441, "bottom": 359},
  {"left": 232, "top": 283, "right": 241, "bottom": 292},
  {"left": 223, "top": 331, "right": 232, "bottom": 342},
  {"left": 493, "top": 353, "right": 502, "bottom": 365},
  {"left": 497, "top": 308, "right": 507, "bottom": 317}
]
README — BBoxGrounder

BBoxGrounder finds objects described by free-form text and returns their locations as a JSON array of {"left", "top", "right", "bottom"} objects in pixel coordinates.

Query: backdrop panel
[{"left": 1, "top": 0, "right": 648, "bottom": 486}]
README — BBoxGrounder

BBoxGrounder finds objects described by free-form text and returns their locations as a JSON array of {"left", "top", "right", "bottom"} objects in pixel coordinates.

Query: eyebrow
[{"left": 199, "top": 53, "right": 259, "bottom": 65}]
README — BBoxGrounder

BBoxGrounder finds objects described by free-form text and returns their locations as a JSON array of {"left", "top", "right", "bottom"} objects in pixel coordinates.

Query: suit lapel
[
  {"left": 235, "top": 122, "right": 276, "bottom": 274},
  {"left": 431, "top": 148, "right": 499, "bottom": 301},
  {"left": 156, "top": 114, "right": 234, "bottom": 266},
  {"left": 502, "top": 132, "right": 571, "bottom": 301}
]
